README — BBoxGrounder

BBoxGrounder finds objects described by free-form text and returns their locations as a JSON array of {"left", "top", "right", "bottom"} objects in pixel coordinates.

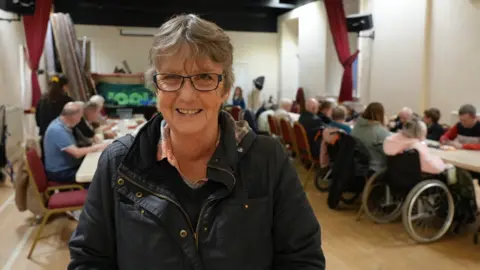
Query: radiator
[{"left": 5, "top": 106, "right": 25, "bottom": 163}]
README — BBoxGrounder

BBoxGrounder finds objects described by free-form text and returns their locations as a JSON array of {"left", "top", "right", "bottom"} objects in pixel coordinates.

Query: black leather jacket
[{"left": 68, "top": 112, "right": 325, "bottom": 270}]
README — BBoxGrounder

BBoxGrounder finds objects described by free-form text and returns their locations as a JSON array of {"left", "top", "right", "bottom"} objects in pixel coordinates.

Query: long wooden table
[
  {"left": 427, "top": 140, "right": 480, "bottom": 173},
  {"left": 76, "top": 151, "right": 103, "bottom": 183},
  {"left": 75, "top": 118, "right": 144, "bottom": 183}
]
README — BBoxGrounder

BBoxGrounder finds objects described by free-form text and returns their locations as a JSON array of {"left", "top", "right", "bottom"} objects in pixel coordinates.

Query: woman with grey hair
[
  {"left": 68, "top": 14, "right": 325, "bottom": 269},
  {"left": 384, "top": 118, "right": 447, "bottom": 174}
]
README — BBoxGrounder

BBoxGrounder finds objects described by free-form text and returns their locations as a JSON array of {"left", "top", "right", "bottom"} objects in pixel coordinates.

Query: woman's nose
[{"left": 177, "top": 78, "right": 197, "bottom": 101}]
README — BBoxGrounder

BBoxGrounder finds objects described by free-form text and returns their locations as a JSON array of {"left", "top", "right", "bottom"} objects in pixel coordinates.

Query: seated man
[
  {"left": 299, "top": 98, "right": 325, "bottom": 158},
  {"left": 317, "top": 101, "right": 333, "bottom": 124},
  {"left": 75, "top": 101, "right": 100, "bottom": 147},
  {"left": 423, "top": 108, "right": 445, "bottom": 141},
  {"left": 389, "top": 107, "right": 413, "bottom": 132},
  {"left": 274, "top": 98, "right": 300, "bottom": 124},
  {"left": 329, "top": 106, "right": 352, "bottom": 134},
  {"left": 384, "top": 118, "right": 447, "bottom": 174},
  {"left": 44, "top": 102, "right": 107, "bottom": 183},
  {"left": 440, "top": 104, "right": 480, "bottom": 150}
]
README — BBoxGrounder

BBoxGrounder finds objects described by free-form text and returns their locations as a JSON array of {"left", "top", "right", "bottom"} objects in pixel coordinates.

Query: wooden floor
[{"left": 0, "top": 164, "right": 479, "bottom": 270}]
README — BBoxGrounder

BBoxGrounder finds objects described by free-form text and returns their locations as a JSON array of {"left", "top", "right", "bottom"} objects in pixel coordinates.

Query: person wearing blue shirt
[
  {"left": 43, "top": 102, "right": 108, "bottom": 183},
  {"left": 329, "top": 106, "right": 352, "bottom": 134},
  {"left": 232, "top": 86, "right": 246, "bottom": 109}
]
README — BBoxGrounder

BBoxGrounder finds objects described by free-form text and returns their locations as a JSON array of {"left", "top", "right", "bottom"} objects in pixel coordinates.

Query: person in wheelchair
[{"left": 383, "top": 117, "right": 449, "bottom": 175}]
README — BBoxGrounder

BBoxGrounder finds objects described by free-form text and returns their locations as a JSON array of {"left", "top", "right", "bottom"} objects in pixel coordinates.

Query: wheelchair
[{"left": 362, "top": 149, "right": 455, "bottom": 243}]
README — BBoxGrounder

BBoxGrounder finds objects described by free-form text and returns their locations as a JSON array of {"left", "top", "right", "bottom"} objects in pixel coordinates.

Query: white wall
[
  {"left": 429, "top": 0, "right": 480, "bottom": 122},
  {"left": 278, "top": 18, "right": 299, "bottom": 100},
  {"left": 0, "top": 10, "right": 25, "bottom": 107},
  {"left": 278, "top": 0, "right": 359, "bottom": 101},
  {"left": 359, "top": 0, "right": 480, "bottom": 123},
  {"left": 363, "top": 0, "right": 428, "bottom": 116},
  {"left": 278, "top": 1, "right": 329, "bottom": 99},
  {"left": 75, "top": 25, "right": 279, "bottom": 103}
]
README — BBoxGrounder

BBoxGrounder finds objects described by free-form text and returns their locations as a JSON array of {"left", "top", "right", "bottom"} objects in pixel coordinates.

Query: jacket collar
[{"left": 118, "top": 111, "right": 255, "bottom": 191}]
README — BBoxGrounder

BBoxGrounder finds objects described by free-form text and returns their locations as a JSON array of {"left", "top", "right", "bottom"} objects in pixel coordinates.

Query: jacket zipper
[
  {"left": 119, "top": 165, "right": 236, "bottom": 250},
  {"left": 194, "top": 165, "right": 237, "bottom": 249},
  {"left": 118, "top": 172, "right": 197, "bottom": 244}
]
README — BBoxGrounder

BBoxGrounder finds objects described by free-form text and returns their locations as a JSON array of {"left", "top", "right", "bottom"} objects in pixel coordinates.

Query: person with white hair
[
  {"left": 383, "top": 117, "right": 446, "bottom": 174},
  {"left": 389, "top": 107, "right": 413, "bottom": 132},
  {"left": 274, "top": 98, "right": 299, "bottom": 123},
  {"left": 89, "top": 95, "right": 105, "bottom": 108}
]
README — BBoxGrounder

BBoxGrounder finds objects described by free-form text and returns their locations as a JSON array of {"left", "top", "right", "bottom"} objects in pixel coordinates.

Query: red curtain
[
  {"left": 23, "top": 0, "right": 52, "bottom": 107},
  {"left": 324, "top": 0, "right": 359, "bottom": 102}
]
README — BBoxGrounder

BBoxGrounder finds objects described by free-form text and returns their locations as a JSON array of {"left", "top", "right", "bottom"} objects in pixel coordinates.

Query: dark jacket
[
  {"left": 299, "top": 111, "right": 326, "bottom": 158},
  {"left": 68, "top": 112, "right": 325, "bottom": 270},
  {"left": 327, "top": 133, "right": 370, "bottom": 209},
  {"left": 35, "top": 94, "right": 73, "bottom": 136},
  {"left": 426, "top": 122, "right": 445, "bottom": 141},
  {"left": 73, "top": 118, "right": 95, "bottom": 147}
]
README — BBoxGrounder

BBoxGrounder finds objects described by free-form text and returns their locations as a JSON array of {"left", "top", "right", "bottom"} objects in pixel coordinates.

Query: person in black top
[
  {"left": 423, "top": 108, "right": 445, "bottom": 141},
  {"left": 317, "top": 100, "right": 333, "bottom": 124},
  {"left": 299, "top": 98, "right": 326, "bottom": 159},
  {"left": 74, "top": 101, "right": 100, "bottom": 147},
  {"left": 389, "top": 107, "right": 413, "bottom": 132},
  {"left": 35, "top": 74, "right": 72, "bottom": 159}
]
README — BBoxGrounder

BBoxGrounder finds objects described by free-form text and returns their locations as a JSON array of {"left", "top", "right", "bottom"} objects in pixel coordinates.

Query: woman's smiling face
[{"left": 155, "top": 46, "right": 229, "bottom": 135}]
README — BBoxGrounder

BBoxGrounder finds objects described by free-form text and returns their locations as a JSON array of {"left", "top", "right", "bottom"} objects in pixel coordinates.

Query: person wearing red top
[{"left": 440, "top": 104, "right": 480, "bottom": 150}]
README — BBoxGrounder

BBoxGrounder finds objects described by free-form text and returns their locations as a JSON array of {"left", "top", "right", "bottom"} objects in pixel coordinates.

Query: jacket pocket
[
  {"left": 206, "top": 197, "right": 273, "bottom": 269},
  {"left": 115, "top": 194, "right": 185, "bottom": 270}
]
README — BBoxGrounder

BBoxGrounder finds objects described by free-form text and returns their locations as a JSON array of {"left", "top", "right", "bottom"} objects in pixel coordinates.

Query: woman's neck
[{"left": 170, "top": 122, "right": 219, "bottom": 162}]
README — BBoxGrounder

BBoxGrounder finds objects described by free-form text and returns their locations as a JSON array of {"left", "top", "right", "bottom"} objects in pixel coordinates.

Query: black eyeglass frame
[{"left": 153, "top": 73, "right": 224, "bottom": 92}]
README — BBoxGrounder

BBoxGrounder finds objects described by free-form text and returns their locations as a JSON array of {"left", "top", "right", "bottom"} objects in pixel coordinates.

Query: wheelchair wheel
[
  {"left": 362, "top": 171, "right": 404, "bottom": 224},
  {"left": 402, "top": 180, "right": 455, "bottom": 243},
  {"left": 314, "top": 168, "right": 330, "bottom": 192}
]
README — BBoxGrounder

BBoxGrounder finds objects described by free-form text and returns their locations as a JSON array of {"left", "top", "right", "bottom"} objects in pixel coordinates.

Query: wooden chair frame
[
  {"left": 293, "top": 122, "right": 318, "bottom": 188},
  {"left": 24, "top": 149, "right": 84, "bottom": 259}
]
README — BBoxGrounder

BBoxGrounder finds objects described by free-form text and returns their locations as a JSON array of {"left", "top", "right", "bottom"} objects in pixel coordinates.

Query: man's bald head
[
  {"left": 61, "top": 102, "right": 83, "bottom": 127},
  {"left": 306, "top": 98, "right": 319, "bottom": 114},
  {"left": 62, "top": 102, "right": 82, "bottom": 116}
]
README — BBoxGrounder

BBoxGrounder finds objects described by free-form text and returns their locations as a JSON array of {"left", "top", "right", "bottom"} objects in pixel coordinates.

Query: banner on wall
[{"left": 96, "top": 82, "right": 156, "bottom": 106}]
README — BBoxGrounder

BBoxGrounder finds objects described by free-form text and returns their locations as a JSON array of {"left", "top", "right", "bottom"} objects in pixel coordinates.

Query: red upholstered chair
[
  {"left": 293, "top": 122, "right": 319, "bottom": 187},
  {"left": 24, "top": 148, "right": 87, "bottom": 259},
  {"left": 267, "top": 115, "right": 281, "bottom": 138},
  {"left": 279, "top": 118, "right": 297, "bottom": 156},
  {"left": 230, "top": 106, "right": 242, "bottom": 121}
]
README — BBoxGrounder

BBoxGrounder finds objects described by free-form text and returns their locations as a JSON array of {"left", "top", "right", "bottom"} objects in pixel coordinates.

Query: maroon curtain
[
  {"left": 23, "top": 0, "right": 52, "bottom": 107},
  {"left": 324, "top": 0, "right": 359, "bottom": 102}
]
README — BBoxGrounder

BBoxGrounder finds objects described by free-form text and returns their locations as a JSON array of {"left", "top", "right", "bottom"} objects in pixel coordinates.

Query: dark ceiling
[{"left": 53, "top": 0, "right": 314, "bottom": 32}]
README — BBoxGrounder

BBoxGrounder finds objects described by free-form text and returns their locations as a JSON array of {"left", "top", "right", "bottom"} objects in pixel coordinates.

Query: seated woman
[
  {"left": 351, "top": 102, "right": 390, "bottom": 173},
  {"left": 383, "top": 118, "right": 447, "bottom": 174}
]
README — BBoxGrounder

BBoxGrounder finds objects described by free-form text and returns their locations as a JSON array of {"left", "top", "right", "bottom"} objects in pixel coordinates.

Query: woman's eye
[{"left": 197, "top": 74, "right": 213, "bottom": 80}]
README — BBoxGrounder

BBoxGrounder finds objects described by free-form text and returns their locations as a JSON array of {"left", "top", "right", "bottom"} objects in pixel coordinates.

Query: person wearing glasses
[{"left": 68, "top": 14, "right": 325, "bottom": 270}]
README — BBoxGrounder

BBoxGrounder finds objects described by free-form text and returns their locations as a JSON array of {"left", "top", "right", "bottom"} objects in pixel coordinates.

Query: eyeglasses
[{"left": 153, "top": 73, "right": 223, "bottom": 92}]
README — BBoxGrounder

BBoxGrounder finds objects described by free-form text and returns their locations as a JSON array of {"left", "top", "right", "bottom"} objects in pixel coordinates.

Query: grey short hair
[
  {"left": 458, "top": 104, "right": 476, "bottom": 117},
  {"left": 401, "top": 118, "right": 427, "bottom": 139},
  {"left": 90, "top": 95, "right": 105, "bottom": 106},
  {"left": 84, "top": 101, "right": 99, "bottom": 111},
  {"left": 147, "top": 14, "right": 234, "bottom": 93}
]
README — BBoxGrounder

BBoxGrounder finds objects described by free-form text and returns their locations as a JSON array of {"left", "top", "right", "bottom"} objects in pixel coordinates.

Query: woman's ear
[{"left": 221, "top": 89, "right": 231, "bottom": 103}]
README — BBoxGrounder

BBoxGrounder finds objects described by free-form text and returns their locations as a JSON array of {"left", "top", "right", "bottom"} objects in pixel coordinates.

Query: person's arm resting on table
[{"left": 63, "top": 144, "right": 104, "bottom": 159}]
